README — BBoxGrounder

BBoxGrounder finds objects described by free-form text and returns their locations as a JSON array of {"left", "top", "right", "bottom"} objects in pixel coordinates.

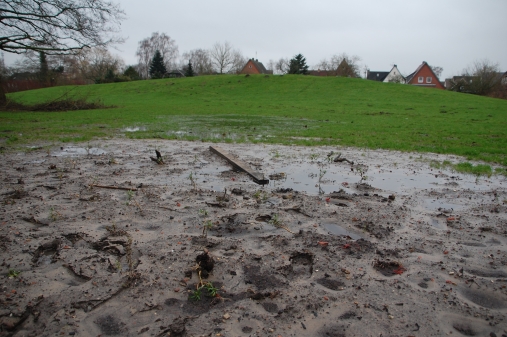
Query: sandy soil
[{"left": 1, "top": 139, "right": 507, "bottom": 337}]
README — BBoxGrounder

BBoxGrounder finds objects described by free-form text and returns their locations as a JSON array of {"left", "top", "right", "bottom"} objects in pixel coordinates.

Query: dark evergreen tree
[
  {"left": 104, "top": 68, "right": 116, "bottom": 82},
  {"left": 39, "top": 51, "right": 50, "bottom": 85},
  {"left": 149, "top": 50, "right": 167, "bottom": 79},
  {"left": 185, "top": 60, "right": 195, "bottom": 77},
  {"left": 123, "top": 66, "right": 140, "bottom": 80},
  {"left": 288, "top": 54, "right": 309, "bottom": 75}
]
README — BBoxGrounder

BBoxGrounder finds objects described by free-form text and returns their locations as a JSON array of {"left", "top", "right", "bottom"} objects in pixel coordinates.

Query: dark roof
[{"left": 366, "top": 71, "right": 389, "bottom": 81}]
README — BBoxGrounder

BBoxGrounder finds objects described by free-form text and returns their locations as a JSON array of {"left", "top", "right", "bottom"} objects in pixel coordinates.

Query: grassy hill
[{"left": 2, "top": 74, "right": 507, "bottom": 166}]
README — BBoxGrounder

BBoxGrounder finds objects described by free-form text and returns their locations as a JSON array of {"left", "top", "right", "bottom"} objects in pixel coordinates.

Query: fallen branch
[
  {"left": 282, "top": 206, "right": 312, "bottom": 217},
  {"left": 334, "top": 153, "right": 354, "bottom": 164},
  {"left": 89, "top": 184, "right": 137, "bottom": 191}
]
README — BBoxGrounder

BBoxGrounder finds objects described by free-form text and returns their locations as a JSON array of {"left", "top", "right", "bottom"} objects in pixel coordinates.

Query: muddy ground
[{"left": 1, "top": 139, "right": 507, "bottom": 337}]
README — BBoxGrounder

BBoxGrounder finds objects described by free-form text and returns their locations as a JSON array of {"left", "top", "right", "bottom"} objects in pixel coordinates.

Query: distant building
[
  {"left": 366, "top": 70, "right": 389, "bottom": 82},
  {"left": 166, "top": 69, "right": 186, "bottom": 78},
  {"left": 366, "top": 65, "right": 405, "bottom": 83},
  {"left": 240, "top": 59, "right": 273, "bottom": 75},
  {"left": 405, "top": 61, "right": 444, "bottom": 89}
]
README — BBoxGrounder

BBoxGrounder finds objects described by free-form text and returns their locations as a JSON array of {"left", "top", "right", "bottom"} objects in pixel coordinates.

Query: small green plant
[
  {"left": 8, "top": 269, "right": 21, "bottom": 278},
  {"left": 190, "top": 288, "right": 202, "bottom": 301},
  {"left": 188, "top": 172, "right": 197, "bottom": 190},
  {"left": 49, "top": 207, "right": 61, "bottom": 221},
  {"left": 357, "top": 166, "right": 368, "bottom": 183},
  {"left": 272, "top": 150, "right": 281, "bottom": 158},
  {"left": 204, "top": 282, "right": 218, "bottom": 297},
  {"left": 190, "top": 281, "right": 219, "bottom": 301},
  {"left": 269, "top": 213, "right": 295, "bottom": 234},
  {"left": 202, "top": 220, "right": 213, "bottom": 237},
  {"left": 309, "top": 153, "right": 319, "bottom": 161},
  {"left": 108, "top": 157, "right": 117, "bottom": 164},
  {"left": 318, "top": 168, "right": 327, "bottom": 184},
  {"left": 115, "top": 260, "right": 121, "bottom": 270},
  {"left": 198, "top": 208, "right": 208, "bottom": 217},
  {"left": 126, "top": 189, "right": 134, "bottom": 205}
]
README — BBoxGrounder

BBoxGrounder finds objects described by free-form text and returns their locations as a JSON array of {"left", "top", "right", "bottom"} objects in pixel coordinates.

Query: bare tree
[
  {"left": 182, "top": 49, "right": 213, "bottom": 75},
  {"left": 430, "top": 65, "right": 443, "bottom": 79},
  {"left": 0, "top": 0, "right": 124, "bottom": 54},
  {"left": 0, "top": 0, "right": 124, "bottom": 104},
  {"left": 453, "top": 59, "right": 502, "bottom": 96},
  {"left": 315, "top": 59, "right": 332, "bottom": 71},
  {"left": 136, "top": 33, "right": 178, "bottom": 79},
  {"left": 331, "top": 53, "right": 361, "bottom": 77},
  {"left": 209, "top": 42, "right": 239, "bottom": 74},
  {"left": 275, "top": 58, "right": 289, "bottom": 74},
  {"left": 229, "top": 50, "right": 247, "bottom": 74},
  {"left": 78, "top": 48, "right": 125, "bottom": 83}
]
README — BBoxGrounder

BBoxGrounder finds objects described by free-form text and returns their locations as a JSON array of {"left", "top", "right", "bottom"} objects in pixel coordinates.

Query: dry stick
[
  {"left": 133, "top": 198, "right": 144, "bottom": 214},
  {"left": 89, "top": 184, "right": 138, "bottom": 191}
]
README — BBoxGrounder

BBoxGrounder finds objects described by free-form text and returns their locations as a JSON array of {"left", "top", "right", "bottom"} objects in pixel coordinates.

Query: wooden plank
[{"left": 209, "top": 146, "right": 269, "bottom": 185}]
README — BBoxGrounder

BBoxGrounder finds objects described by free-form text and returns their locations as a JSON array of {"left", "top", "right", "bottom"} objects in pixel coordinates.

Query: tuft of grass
[
  {"left": 454, "top": 162, "right": 492, "bottom": 176},
  {"left": 428, "top": 159, "right": 502, "bottom": 176},
  {"left": 8, "top": 269, "right": 21, "bottom": 277}
]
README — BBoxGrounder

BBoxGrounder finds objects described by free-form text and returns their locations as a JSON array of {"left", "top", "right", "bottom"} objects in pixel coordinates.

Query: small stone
[
  {"left": 388, "top": 315, "right": 394, "bottom": 319},
  {"left": 223, "top": 313, "right": 231, "bottom": 320}
]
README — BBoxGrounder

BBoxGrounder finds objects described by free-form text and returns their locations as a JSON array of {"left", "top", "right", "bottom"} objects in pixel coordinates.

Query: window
[
  {"left": 426, "top": 77, "right": 432, "bottom": 83},
  {"left": 418, "top": 76, "right": 424, "bottom": 83},
  {"left": 248, "top": 65, "right": 252, "bottom": 68}
]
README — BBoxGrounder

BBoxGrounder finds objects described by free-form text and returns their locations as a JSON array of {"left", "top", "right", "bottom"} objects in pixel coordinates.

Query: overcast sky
[{"left": 4, "top": 0, "right": 506, "bottom": 79}]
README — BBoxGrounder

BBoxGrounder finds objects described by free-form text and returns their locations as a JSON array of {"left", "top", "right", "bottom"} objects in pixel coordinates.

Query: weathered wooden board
[{"left": 209, "top": 146, "right": 269, "bottom": 185}]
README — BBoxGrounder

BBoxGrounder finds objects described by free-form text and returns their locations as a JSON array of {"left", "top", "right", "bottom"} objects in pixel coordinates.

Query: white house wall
[{"left": 383, "top": 66, "right": 405, "bottom": 83}]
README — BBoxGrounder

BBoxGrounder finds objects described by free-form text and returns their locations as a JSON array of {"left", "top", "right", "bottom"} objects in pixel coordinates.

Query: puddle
[
  {"left": 123, "top": 126, "right": 146, "bottom": 132},
  {"left": 53, "top": 146, "right": 107, "bottom": 157},
  {"left": 424, "top": 199, "right": 464, "bottom": 212},
  {"left": 321, "top": 221, "right": 362, "bottom": 240},
  {"left": 430, "top": 218, "right": 447, "bottom": 230}
]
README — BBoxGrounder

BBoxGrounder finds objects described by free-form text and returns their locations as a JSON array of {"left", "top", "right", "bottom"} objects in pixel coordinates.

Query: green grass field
[{"left": 2, "top": 74, "right": 507, "bottom": 167}]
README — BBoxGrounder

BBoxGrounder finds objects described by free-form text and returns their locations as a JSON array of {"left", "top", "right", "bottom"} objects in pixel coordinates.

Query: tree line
[{"left": 0, "top": 0, "right": 504, "bottom": 101}]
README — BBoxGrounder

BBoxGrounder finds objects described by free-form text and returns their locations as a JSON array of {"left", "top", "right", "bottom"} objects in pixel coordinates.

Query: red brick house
[
  {"left": 239, "top": 59, "right": 273, "bottom": 75},
  {"left": 405, "top": 61, "right": 445, "bottom": 89}
]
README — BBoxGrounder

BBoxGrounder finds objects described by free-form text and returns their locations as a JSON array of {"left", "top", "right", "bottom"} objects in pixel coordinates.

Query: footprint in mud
[
  {"left": 244, "top": 265, "right": 283, "bottom": 290},
  {"left": 318, "top": 324, "right": 347, "bottom": 337},
  {"left": 288, "top": 252, "right": 314, "bottom": 279},
  {"left": 316, "top": 278, "right": 345, "bottom": 291},
  {"left": 460, "top": 288, "right": 507, "bottom": 309},
  {"left": 94, "top": 314, "right": 124, "bottom": 335},
  {"left": 262, "top": 302, "right": 279, "bottom": 313},
  {"left": 466, "top": 269, "right": 507, "bottom": 278}
]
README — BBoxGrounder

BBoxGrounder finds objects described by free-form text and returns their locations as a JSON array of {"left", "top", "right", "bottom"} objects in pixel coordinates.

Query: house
[
  {"left": 366, "top": 65, "right": 405, "bottom": 83},
  {"left": 405, "top": 61, "right": 444, "bottom": 89},
  {"left": 239, "top": 59, "right": 273, "bottom": 75},
  {"left": 444, "top": 76, "right": 474, "bottom": 91},
  {"left": 166, "top": 69, "right": 186, "bottom": 78},
  {"left": 336, "top": 59, "right": 358, "bottom": 77},
  {"left": 383, "top": 65, "right": 405, "bottom": 83}
]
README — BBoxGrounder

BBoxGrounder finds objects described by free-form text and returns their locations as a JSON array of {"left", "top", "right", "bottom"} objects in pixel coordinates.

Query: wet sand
[{"left": 1, "top": 139, "right": 506, "bottom": 337}]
